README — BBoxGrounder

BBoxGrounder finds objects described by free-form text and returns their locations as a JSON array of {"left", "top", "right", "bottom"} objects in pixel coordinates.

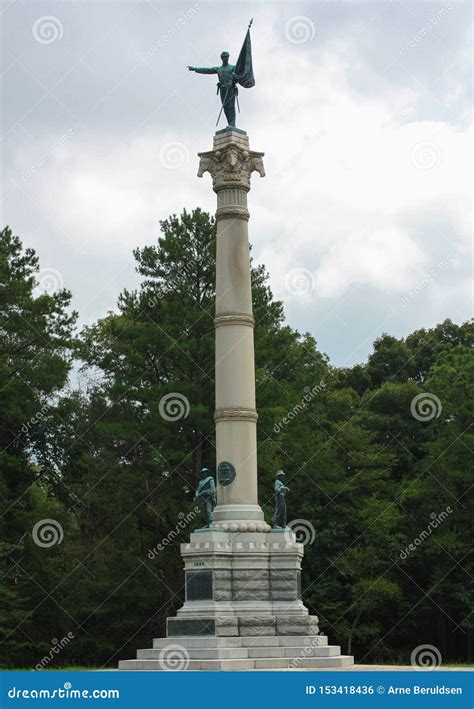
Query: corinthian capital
[{"left": 198, "top": 140, "right": 265, "bottom": 192}]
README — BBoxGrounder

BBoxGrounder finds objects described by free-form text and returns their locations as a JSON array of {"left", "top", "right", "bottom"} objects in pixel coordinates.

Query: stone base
[
  {"left": 119, "top": 528, "right": 354, "bottom": 670},
  {"left": 119, "top": 635, "right": 354, "bottom": 671},
  {"left": 167, "top": 613, "right": 320, "bottom": 638},
  {"left": 177, "top": 529, "right": 305, "bottom": 613}
]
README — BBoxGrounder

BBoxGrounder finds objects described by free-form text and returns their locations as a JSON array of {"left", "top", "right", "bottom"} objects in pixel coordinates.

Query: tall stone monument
[
  {"left": 119, "top": 127, "right": 354, "bottom": 670},
  {"left": 119, "top": 26, "right": 353, "bottom": 670}
]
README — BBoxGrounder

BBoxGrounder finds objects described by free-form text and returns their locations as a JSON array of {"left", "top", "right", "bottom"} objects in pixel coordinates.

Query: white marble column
[{"left": 198, "top": 129, "right": 270, "bottom": 532}]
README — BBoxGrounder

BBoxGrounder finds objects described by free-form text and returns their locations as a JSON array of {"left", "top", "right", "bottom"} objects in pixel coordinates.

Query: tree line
[{"left": 0, "top": 212, "right": 472, "bottom": 668}]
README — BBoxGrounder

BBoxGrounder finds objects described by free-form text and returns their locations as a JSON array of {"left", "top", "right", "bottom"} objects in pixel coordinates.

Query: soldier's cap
[
  {"left": 220, "top": 51, "right": 230, "bottom": 57},
  {"left": 276, "top": 469, "right": 285, "bottom": 477},
  {"left": 201, "top": 467, "right": 209, "bottom": 473}
]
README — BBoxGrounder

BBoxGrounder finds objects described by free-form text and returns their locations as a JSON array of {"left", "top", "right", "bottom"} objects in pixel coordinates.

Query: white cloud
[
  {"left": 248, "top": 33, "right": 471, "bottom": 310},
  {"left": 3, "top": 2, "right": 471, "bottom": 363},
  {"left": 314, "top": 227, "right": 425, "bottom": 298}
]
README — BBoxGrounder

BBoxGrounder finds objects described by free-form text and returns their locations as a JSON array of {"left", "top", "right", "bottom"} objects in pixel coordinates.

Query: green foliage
[
  {"left": 0, "top": 227, "right": 77, "bottom": 666},
  {"left": 0, "top": 218, "right": 472, "bottom": 668}
]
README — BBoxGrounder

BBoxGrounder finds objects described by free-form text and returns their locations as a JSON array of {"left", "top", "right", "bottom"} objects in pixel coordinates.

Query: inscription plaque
[
  {"left": 167, "top": 618, "right": 216, "bottom": 637},
  {"left": 185, "top": 571, "right": 213, "bottom": 601}
]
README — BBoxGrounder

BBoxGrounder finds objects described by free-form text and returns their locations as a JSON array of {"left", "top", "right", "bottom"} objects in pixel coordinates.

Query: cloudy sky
[{"left": 1, "top": 0, "right": 472, "bottom": 367}]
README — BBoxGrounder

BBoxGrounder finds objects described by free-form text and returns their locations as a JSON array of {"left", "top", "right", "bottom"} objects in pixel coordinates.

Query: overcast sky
[{"left": 1, "top": 0, "right": 472, "bottom": 367}]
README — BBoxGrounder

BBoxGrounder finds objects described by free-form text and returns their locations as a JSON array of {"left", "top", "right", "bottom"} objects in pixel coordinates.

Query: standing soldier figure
[
  {"left": 194, "top": 467, "right": 217, "bottom": 529},
  {"left": 273, "top": 469, "right": 290, "bottom": 529},
  {"left": 187, "top": 21, "right": 255, "bottom": 128},
  {"left": 188, "top": 51, "right": 237, "bottom": 127}
]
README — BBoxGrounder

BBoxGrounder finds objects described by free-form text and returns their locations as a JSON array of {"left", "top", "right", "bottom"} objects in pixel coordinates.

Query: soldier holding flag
[{"left": 187, "top": 20, "right": 255, "bottom": 127}]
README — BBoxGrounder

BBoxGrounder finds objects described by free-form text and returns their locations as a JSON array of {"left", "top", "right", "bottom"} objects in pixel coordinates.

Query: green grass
[{"left": 0, "top": 666, "right": 104, "bottom": 672}]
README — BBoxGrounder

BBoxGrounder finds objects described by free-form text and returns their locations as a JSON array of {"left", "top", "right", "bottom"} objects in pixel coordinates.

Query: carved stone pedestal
[{"left": 119, "top": 529, "right": 354, "bottom": 670}]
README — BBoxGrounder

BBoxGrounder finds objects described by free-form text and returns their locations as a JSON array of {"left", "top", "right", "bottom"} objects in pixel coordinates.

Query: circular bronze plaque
[{"left": 217, "top": 461, "right": 236, "bottom": 487}]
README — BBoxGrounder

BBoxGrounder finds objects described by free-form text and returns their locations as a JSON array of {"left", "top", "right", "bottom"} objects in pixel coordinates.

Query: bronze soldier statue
[
  {"left": 194, "top": 467, "right": 217, "bottom": 528},
  {"left": 188, "top": 51, "right": 237, "bottom": 127},
  {"left": 187, "top": 21, "right": 255, "bottom": 128},
  {"left": 273, "top": 470, "right": 290, "bottom": 529}
]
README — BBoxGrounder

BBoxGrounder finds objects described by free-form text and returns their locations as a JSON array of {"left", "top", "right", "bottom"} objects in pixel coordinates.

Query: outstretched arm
[{"left": 187, "top": 66, "right": 218, "bottom": 74}]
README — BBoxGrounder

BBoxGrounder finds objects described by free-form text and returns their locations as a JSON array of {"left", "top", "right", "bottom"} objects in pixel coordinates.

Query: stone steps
[
  {"left": 151, "top": 634, "right": 329, "bottom": 649},
  {"left": 247, "top": 645, "right": 341, "bottom": 658},
  {"left": 118, "top": 655, "right": 354, "bottom": 671},
  {"left": 137, "top": 645, "right": 341, "bottom": 660},
  {"left": 138, "top": 647, "right": 248, "bottom": 660},
  {"left": 120, "top": 633, "right": 354, "bottom": 671},
  {"left": 254, "top": 656, "right": 354, "bottom": 670}
]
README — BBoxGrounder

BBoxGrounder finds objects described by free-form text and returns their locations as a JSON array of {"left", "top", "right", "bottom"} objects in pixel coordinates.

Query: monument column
[
  {"left": 198, "top": 128, "right": 269, "bottom": 532},
  {"left": 118, "top": 24, "right": 355, "bottom": 670}
]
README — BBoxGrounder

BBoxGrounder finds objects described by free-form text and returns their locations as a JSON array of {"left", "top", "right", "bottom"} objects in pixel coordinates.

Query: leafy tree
[
  {"left": 0, "top": 227, "right": 76, "bottom": 666},
  {"left": 1, "top": 218, "right": 472, "bottom": 668}
]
